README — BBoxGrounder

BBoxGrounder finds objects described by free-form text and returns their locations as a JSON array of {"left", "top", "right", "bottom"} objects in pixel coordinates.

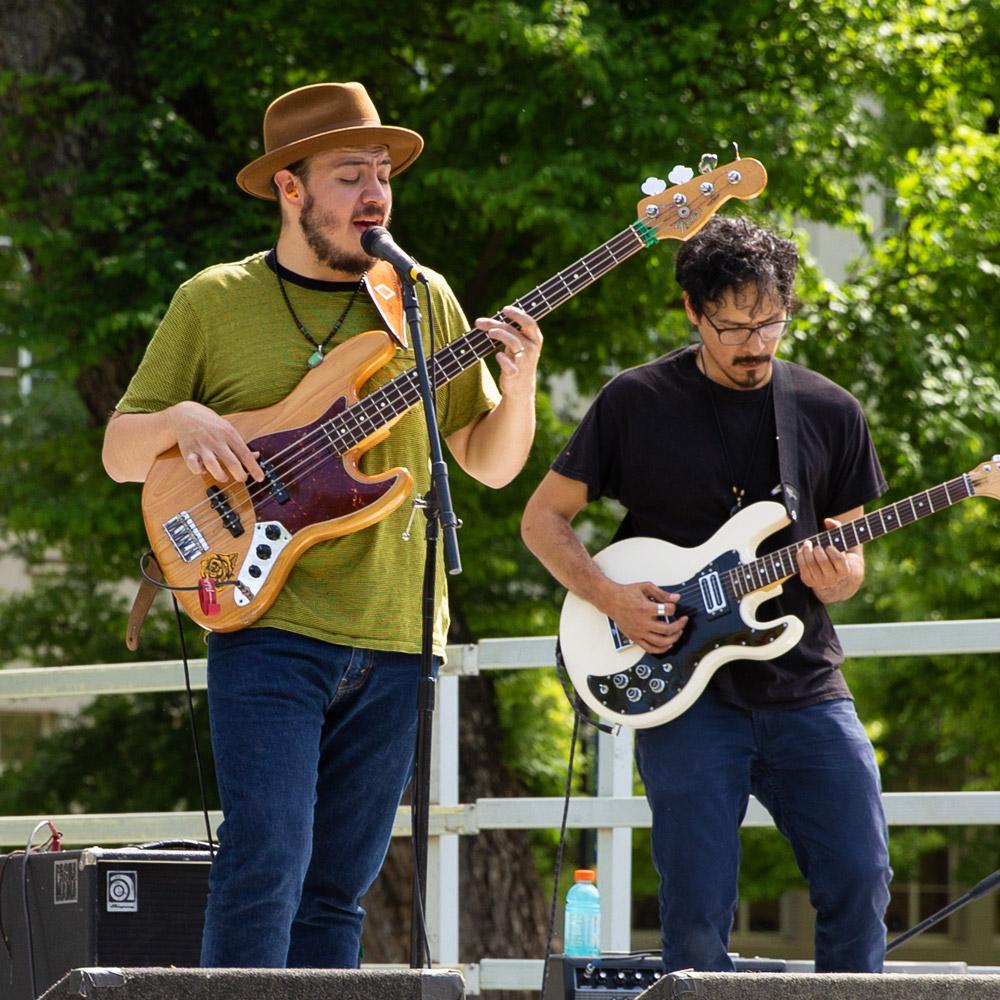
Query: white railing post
[
  {"left": 427, "top": 672, "right": 461, "bottom": 964},
  {"left": 596, "top": 726, "right": 634, "bottom": 952}
]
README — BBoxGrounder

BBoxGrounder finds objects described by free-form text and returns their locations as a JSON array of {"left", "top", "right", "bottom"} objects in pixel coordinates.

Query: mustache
[
  {"left": 734, "top": 354, "right": 772, "bottom": 365},
  {"left": 352, "top": 207, "right": 391, "bottom": 226}
]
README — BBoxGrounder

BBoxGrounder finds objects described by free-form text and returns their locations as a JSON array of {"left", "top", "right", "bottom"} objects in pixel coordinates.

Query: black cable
[
  {"left": 136, "top": 840, "right": 214, "bottom": 852},
  {"left": 21, "top": 821, "right": 51, "bottom": 1000},
  {"left": 0, "top": 852, "right": 13, "bottom": 959},
  {"left": 554, "top": 642, "right": 617, "bottom": 736},
  {"left": 409, "top": 824, "right": 434, "bottom": 968},
  {"left": 141, "top": 551, "right": 237, "bottom": 592},
  {"left": 540, "top": 712, "right": 582, "bottom": 1000},
  {"left": 172, "top": 595, "right": 216, "bottom": 858}
]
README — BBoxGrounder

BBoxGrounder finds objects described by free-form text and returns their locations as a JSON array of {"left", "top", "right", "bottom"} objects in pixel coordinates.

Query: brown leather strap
[
  {"left": 363, "top": 260, "right": 407, "bottom": 348},
  {"left": 126, "top": 558, "right": 163, "bottom": 651}
]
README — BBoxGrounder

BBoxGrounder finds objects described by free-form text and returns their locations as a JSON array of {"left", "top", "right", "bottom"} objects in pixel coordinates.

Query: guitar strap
[
  {"left": 770, "top": 358, "right": 815, "bottom": 541},
  {"left": 363, "top": 261, "right": 407, "bottom": 349}
]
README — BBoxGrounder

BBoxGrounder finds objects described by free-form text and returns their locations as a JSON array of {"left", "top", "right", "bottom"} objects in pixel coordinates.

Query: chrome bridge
[{"left": 163, "top": 512, "right": 209, "bottom": 563}]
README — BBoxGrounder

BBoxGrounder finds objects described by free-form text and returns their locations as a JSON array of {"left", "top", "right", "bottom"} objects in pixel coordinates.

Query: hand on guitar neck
[{"left": 796, "top": 512, "right": 865, "bottom": 604}]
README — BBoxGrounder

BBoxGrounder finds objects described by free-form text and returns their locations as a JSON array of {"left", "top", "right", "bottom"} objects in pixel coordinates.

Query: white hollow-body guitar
[{"left": 559, "top": 457, "right": 1000, "bottom": 730}]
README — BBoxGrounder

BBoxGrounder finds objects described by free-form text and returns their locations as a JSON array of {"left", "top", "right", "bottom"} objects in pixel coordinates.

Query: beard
[
  {"left": 298, "top": 192, "right": 390, "bottom": 274},
  {"left": 732, "top": 353, "right": 772, "bottom": 387}
]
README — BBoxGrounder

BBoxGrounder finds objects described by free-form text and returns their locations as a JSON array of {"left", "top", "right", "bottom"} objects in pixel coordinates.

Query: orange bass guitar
[{"left": 141, "top": 156, "right": 768, "bottom": 630}]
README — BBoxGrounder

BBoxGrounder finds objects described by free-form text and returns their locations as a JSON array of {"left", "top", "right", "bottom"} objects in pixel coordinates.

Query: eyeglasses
[{"left": 702, "top": 314, "right": 792, "bottom": 346}]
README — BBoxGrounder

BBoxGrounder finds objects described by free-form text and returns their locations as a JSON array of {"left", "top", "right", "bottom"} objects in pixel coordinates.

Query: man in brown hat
[{"left": 102, "top": 82, "right": 543, "bottom": 968}]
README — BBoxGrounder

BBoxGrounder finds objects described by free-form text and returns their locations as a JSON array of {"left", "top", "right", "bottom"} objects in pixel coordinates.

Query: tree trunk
[{"left": 362, "top": 600, "right": 551, "bottom": 999}]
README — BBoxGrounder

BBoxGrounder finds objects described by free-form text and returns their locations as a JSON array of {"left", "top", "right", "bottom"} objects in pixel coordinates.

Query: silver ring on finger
[
  {"left": 655, "top": 602, "right": 666, "bottom": 617},
  {"left": 513, "top": 348, "right": 525, "bottom": 357}
]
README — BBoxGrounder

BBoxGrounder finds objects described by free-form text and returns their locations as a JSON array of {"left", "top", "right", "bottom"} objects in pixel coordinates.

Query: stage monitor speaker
[
  {"left": 39, "top": 967, "right": 465, "bottom": 1000},
  {"left": 644, "top": 971, "right": 1000, "bottom": 998},
  {"left": 0, "top": 846, "right": 211, "bottom": 1000}
]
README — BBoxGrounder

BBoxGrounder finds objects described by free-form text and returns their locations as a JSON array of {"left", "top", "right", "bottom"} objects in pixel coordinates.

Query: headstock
[
  {"left": 635, "top": 156, "right": 768, "bottom": 244},
  {"left": 970, "top": 455, "right": 1000, "bottom": 500}
]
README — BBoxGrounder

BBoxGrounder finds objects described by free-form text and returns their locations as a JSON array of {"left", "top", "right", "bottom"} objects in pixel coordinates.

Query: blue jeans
[
  {"left": 635, "top": 690, "right": 891, "bottom": 973},
  {"left": 200, "top": 627, "right": 429, "bottom": 968}
]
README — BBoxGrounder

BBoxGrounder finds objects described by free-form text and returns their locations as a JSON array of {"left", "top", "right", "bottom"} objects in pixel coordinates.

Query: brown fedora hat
[{"left": 236, "top": 82, "right": 424, "bottom": 201}]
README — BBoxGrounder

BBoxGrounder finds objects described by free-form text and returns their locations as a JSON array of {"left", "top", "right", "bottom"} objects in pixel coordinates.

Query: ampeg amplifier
[{"left": 0, "top": 846, "right": 212, "bottom": 1000}]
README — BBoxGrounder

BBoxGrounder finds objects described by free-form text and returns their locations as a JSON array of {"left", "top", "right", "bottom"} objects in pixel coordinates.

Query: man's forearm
[
  {"left": 460, "top": 390, "right": 536, "bottom": 488},
  {"left": 521, "top": 505, "right": 613, "bottom": 610},
  {"left": 102, "top": 409, "right": 179, "bottom": 483}
]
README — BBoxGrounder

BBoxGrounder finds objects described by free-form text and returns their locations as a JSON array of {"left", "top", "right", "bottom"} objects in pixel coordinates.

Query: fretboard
[
  {"left": 728, "top": 473, "right": 976, "bottom": 598},
  {"left": 317, "top": 224, "right": 650, "bottom": 452}
]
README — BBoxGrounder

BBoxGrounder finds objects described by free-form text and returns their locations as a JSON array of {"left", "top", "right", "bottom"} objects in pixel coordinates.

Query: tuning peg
[
  {"left": 667, "top": 165, "right": 695, "bottom": 185},
  {"left": 698, "top": 153, "right": 718, "bottom": 175},
  {"left": 641, "top": 176, "right": 667, "bottom": 196}
]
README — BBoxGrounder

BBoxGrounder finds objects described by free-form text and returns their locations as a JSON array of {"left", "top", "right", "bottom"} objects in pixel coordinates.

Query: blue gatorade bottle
[{"left": 564, "top": 869, "right": 601, "bottom": 956}]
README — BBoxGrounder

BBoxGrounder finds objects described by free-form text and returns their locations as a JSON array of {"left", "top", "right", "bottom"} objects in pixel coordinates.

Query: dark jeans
[
  {"left": 635, "top": 690, "right": 891, "bottom": 973},
  {"left": 200, "top": 627, "right": 428, "bottom": 968}
]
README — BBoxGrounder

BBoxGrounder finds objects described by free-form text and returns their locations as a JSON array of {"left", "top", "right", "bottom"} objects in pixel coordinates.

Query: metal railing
[{"left": 2, "top": 618, "right": 1000, "bottom": 992}]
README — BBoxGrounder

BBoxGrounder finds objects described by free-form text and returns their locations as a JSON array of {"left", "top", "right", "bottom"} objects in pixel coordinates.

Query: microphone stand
[
  {"left": 885, "top": 866, "right": 1000, "bottom": 955},
  {"left": 395, "top": 272, "right": 463, "bottom": 969}
]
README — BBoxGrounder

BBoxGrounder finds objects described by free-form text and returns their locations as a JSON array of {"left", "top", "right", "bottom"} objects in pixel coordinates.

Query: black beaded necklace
[
  {"left": 698, "top": 347, "right": 774, "bottom": 516},
  {"left": 273, "top": 247, "right": 367, "bottom": 369}
]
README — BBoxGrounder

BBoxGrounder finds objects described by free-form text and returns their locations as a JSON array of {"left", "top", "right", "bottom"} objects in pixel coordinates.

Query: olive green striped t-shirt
[{"left": 118, "top": 251, "right": 501, "bottom": 657}]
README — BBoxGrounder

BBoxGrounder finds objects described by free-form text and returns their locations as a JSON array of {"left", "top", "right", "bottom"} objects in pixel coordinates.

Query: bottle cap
[{"left": 573, "top": 869, "right": 596, "bottom": 881}]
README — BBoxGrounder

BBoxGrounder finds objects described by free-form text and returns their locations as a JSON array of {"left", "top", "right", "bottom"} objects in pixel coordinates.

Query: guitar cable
[
  {"left": 135, "top": 555, "right": 218, "bottom": 856},
  {"left": 555, "top": 641, "right": 617, "bottom": 736},
  {"left": 18, "top": 820, "right": 61, "bottom": 1000},
  {"left": 540, "top": 711, "right": 581, "bottom": 1000},
  {"left": 538, "top": 643, "right": 621, "bottom": 996},
  {"left": 171, "top": 593, "right": 217, "bottom": 859}
]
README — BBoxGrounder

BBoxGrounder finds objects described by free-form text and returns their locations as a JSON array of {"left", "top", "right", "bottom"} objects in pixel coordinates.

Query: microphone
[{"left": 360, "top": 226, "right": 426, "bottom": 283}]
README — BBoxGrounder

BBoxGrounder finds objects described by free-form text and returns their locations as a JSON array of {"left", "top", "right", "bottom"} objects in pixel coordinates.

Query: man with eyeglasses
[{"left": 521, "top": 216, "right": 891, "bottom": 973}]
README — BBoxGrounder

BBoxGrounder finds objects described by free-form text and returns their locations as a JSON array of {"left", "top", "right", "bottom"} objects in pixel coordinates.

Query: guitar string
[
  {"left": 167, "top": 186, "right": 738, "bottom": 544},
  {"left": 597, "top": 476, "right": 974, "bottom": 668},
  {"left": 201, "top": 221, "right": 649, "bottom": 513},
  {"left": 180, "top": 337, "right": 972, "bottom": 599},
  {"left": 188, "top": 171, "right": 768, "bottom": 532},
  {"left": 619, "top": 476, "right": 970, "bottom": 623},
  {"left": 182, "top": 194, "right": 704, "bottom": 528},
  {"left": 173, "top": 215, "right": 657, "bottom": 530}
]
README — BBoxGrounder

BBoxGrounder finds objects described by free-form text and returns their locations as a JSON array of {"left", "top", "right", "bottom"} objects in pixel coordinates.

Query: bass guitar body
[
  {"left": 141, "top": 330, "right": 412, "bottom": 632},
  {"left": 559, "top": 503, "right": 803, "bottom": 730}
]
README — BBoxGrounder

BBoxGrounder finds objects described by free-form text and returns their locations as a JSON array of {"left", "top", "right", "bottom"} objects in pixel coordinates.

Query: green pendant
[{"left": 307, "top": 349, "right": 324, "bottom": 368}]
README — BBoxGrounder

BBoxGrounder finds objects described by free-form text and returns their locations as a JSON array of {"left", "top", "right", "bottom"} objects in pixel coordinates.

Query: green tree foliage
[{"left": 1, "top": 0, "right": 998, "bottom": 909}]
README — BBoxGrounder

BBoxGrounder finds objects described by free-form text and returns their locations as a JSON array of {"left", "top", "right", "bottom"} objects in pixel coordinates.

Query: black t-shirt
[{"left": 552, "top": 345, "right": 888, "bottom": 711}]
